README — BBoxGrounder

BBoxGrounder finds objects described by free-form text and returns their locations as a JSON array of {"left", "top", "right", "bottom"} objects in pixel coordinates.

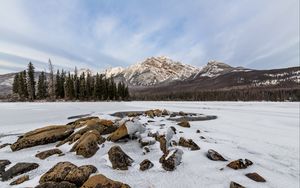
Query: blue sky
[{"left": 0, "top": 0, "right": 299, "bottom": 74}]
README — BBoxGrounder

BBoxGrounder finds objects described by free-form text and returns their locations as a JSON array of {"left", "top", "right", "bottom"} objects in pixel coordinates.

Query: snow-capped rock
[{"left": 104, "top": 56, "right": 200, "bottom": 86}]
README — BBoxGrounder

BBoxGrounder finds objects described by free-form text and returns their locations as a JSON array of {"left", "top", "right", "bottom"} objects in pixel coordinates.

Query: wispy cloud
[{"left": 0, "top": 0, "right": 298, "bottom": 74}]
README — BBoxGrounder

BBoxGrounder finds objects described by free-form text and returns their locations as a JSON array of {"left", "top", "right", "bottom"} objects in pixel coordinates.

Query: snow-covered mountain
[{"left": 104, "top": 56, "right": 200, "bottom": 86}]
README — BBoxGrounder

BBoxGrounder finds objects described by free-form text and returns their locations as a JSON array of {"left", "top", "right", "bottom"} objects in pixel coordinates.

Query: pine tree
[
  {"left": 37, "top": 71, "right": 47, "bottom": 99},
  {"left": 18, "top": 71, "right": 28, "bottom": 100},
  {"left": 27, "top": 62, "right": 36, "bottom": 100},
  {"left": 60, "top": 70, "right": 66, "bottom": 98},
  {"left": 79, "top": 72, "right": 86, "bottom": 100},
  {"left": 12, "top": 73, "right": 19, "bottom": 94},
  {"left": 55, "top": 70, "right": 61, "bottom": 98},
  {"left": 73, "top": 67, "right": 80, "bottom": 99},
  {"left": 86, "top": 72, "right": 92, "bottom": 100}
]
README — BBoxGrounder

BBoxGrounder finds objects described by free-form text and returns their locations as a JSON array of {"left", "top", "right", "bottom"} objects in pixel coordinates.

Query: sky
[{"left": 0, "top": 0, "right": 299, "bottom": 74}]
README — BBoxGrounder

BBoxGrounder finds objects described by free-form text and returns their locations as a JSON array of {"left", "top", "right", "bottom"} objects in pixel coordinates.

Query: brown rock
[
  {"left": 36, "top": 181, "right": 77, "bottom": 188},
  {"left": 107, "top": 123, "right": 128, "bottom": 142},
  {"left": 139, "top": 138, "right": 156, "bottom": 147},
  {"left": 196, "top": 129, "right": 201, "bottom": 133},
  {"left": 36, "top": 149, "right": 63, "bottom": 160},
  {"left": 162, "top": 109, "right": 169, "bottom": 116},
  {"left": 145, "top": 109, "right": 163, "bottom": 118},
  {"left": 39, "top": 162, "right": 97, "bottom": 186},
  {"left": 11, "top": 125, "right": 73, "bottom": 151},
  {"left": 178, "top": 137, "right": 200, "bottom": 150},
  {"left": 207, "top": 149, "right": 227, "bottom": 161},
  {"left": 0, "top": 160, "right": 11, "bottom": 175},
  {"left": 80, "top": 174, "right": 130, "bottom": 188},
  {"left": 1, "top": 162, "right": 39, "bottom": 181},
  {"left": 177, "top": 120, "right": 190, "bottom": 128},
  {"left": 246, "top": 172, "right": 266, "bottom": 182},
  {"left": 227, "top": 159, "right": 253, "bottom": 170},
  {"left": 230, "top": 181, "right": 245, "bottom": 188},
  {"left": 64, "top": 165, "right": 97, "bottom": 186},
  {"left": 66, "top": 116, "right": 100, "bottom": 128},
  {"left": 108, "top": 146, "right": 133, "bottom": 170},
  {"left": 70, "top": 130, "right": 104, "bottom": 158},
  {"left": 9, "top": 175, "right": 29, "bottom": 185},
  {"left": 178, "top": 111, "right": 186, "bottom": 116},
  {"left": 160, "top": 149, "right": 183, "bottom": 171},
  {"left": 139, "top": 159, "right": 154, "bottom": 171},
  {"left": 57, "top": 120, "right": 116, "bottom": 147},
  {"left": 158, "top": 135, "right": 167, "bottom": 154}
]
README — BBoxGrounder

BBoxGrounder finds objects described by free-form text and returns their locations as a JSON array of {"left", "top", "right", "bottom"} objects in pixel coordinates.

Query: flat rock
[
  {"left": 9, "top": 175, "right": 29, "bottom": 185},
  {"left": 11, "top": 125, "right": 73, "bottom": 151},
  {"left": 80, "top": 174, "right": 130, "bottom": 188},
  {"left": 177, "top": 120, "right": 190, "bottom": 128},
  {"left": 0, "top": 143, "right": 11, "bottom": 149},
  {"left": 36, "top": 149, "right": 63, "bottom": 160},
  {"left": 227, "top": 159, "right": 253, "bottom": 170},
  {"left": 39, "top": 162, "right": 97, "bottom": 186},
  {"left": 108, "top": 146, "right": 133, "bottom": 170},
  {"left": 139, "top": 159, "right": 154, "bottom": 171},
  {"left": 70, "top": 130, "right": 105, "bottom": 158},
  {"left": 178, "top": 137, "right": 200, "bottom": 150},
  {"left": 230, "top": 181, "right": 245, "bottom": 188},
  {"left": 36, "top": 181, "right": 77, "bottom": 188},
  {"left": 1, "top": 162, "right": 39, "bottom": 181},
  {"left": 246, "top": 172, "right": 266, "bottom": 182},
  {"left": 207, "top": 149, "right": 227, "bottom": 161}
]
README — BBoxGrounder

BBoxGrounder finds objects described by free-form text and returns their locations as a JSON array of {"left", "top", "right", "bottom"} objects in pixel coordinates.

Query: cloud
[{"left": 0, "top": 0, "right": 298, "bottom": 74}]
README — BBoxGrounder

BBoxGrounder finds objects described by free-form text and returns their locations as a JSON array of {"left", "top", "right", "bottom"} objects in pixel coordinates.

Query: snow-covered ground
[{"left": 0, "top": 102, "right": 299, "bottom": 188}]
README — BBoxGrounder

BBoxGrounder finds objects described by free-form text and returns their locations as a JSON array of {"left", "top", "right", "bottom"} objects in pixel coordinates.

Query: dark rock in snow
[
  {"left": 177, "top": 120, "right": 190, "bottom": 128},
  {"left": 9, "top": 175, "right": 29, "bottom": 185},
  {"left": 246, "top": 172, "right": 266, "bottom": 182},
  {"left": 36, "top": 149, "right": 63, "bottom": 160},
  {"left": 206, "top": 149, "right": 227, "bottom": 161},
  {"left": 139, "top": 159, "right": 154, "bottom": 171},
  {"left": 1, "top": 162, "right": 39, "bottom": 181},
  {"left": 108, "top": 146, "right": 133, "bottom": 170},
  {"left": 178, "top": 137, "right": 200, "bottom": 150},
  {"left": 0, "top": 160, "right": 11, "bottom": 175},
  {"left": 227, "top": 159, "right": 253, "bottom": 170},
  {"left": 230, "top": 181, "right": 245, "bottom": 188}
]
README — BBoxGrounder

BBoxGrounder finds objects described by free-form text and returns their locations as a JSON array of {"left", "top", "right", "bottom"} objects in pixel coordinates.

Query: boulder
[
  {"left": 66, "top": 116, "right": 100, "bottom": 128},
  {"left": 39, "top": 162, "right": 97, "bottom": 186},
  {"left": 64, "top": 165, "right": 97, "bottom": 186},
  {"left": 9, "top": 175, "right": 29, "bottom": 185},
  {"left": 139, "top": 159, "right": 154, "bottom": 171},
  {"left": 230, "top": 181, "right": 245, "bottom": 188},
  {"left": 177, "top": 120, "right": 190, "bottom": 128},
  {"left": 162, "top": 109, "right": 169, "bottom": 116},
  {"left": 245, "top": 172, "right": 266, "bottom": 182},
  {"left": 1, "top": 162, "right": 39, "bottom": 181},
  {"left": 108, "top": 119, "right": 145, "bottom": 142},
  {"left": 178, "top": 137, "right": 200, "bottom": 150},
  {"left": 108, "top": 146, "right": 133, "bottom": 170},
  {"left": 11, "top": 125, "right": 73, "bottom": 151},
  {"left": 80, "top": 174, "right": 130, "bottom": 188},
  {"left": 227, "top": 159, "right": 253, "bottom": 170},
  {"left": 158, "top": 135, "right": 167, "bottom": 154},
  {"left": 160, "top": 149, "right": 183, "bottom": 171},
  {"left": 57, "top": 120, "right": 116, "bottom": 147},
  {"left": 70, "top": 130, "right": 105, "bottom": 158},
  {"left": 36, "top": 181, "right": 77, "bottom": 188},
  {"left": 36, "top": 149, "right": 63, "bottom": 160},
  {"left": 0, "top": 160, "right": 11, "bottom": 175},
  {"left": 196, "top": 129, "right": 201, "bottom": 133},
  {"left": 206, "top": 149, "right": 227, "bottom": 161},
  {"left": 139, "top": 137, "right": 156, "bottom": 147}
]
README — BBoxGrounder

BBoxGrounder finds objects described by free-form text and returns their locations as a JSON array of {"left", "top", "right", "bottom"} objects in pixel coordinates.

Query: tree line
[
  {"left": 132, "top": 88, "right": 300, "bottom": 101},
  {"left": 12, "top": 60, "right": 129, "bottom": 101}
]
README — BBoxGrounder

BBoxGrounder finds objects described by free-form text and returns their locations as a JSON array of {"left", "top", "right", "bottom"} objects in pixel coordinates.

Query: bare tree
[{"left": 48, "top": 59, "right": 55, "bottom": 100}]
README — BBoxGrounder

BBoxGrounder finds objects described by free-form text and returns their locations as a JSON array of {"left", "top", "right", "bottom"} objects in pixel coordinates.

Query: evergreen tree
[
  {"left": 27, "top": 62, "right": 36, "bottom": 100},
  {"left": 79, "top": 72, "right": 86, "bottom": 100},
  {"left": 60, "top": 70, "right": 66, "bottom": 98},
  {"left": 12, "top": 73, "right": 19, "bottom": 94},
  {"left": 86, "top": 72, "right": 92, "bottom": 100},
  {"left": 18, "top": 71, "right": 28, "bottom": 99},
  {"left": 74, "top": 67, "right": 80, "bottom": 99},
  {"left": 37, "top": 71, "right": 47, "bottom": 99},
  {"left": 55, "top": 70, "right": 61, "bottom": 98}
]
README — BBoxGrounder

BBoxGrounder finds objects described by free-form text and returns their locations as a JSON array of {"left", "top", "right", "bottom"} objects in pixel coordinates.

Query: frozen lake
[{"left": 0, "top": 102, "right": 299, "bottom": 188}]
